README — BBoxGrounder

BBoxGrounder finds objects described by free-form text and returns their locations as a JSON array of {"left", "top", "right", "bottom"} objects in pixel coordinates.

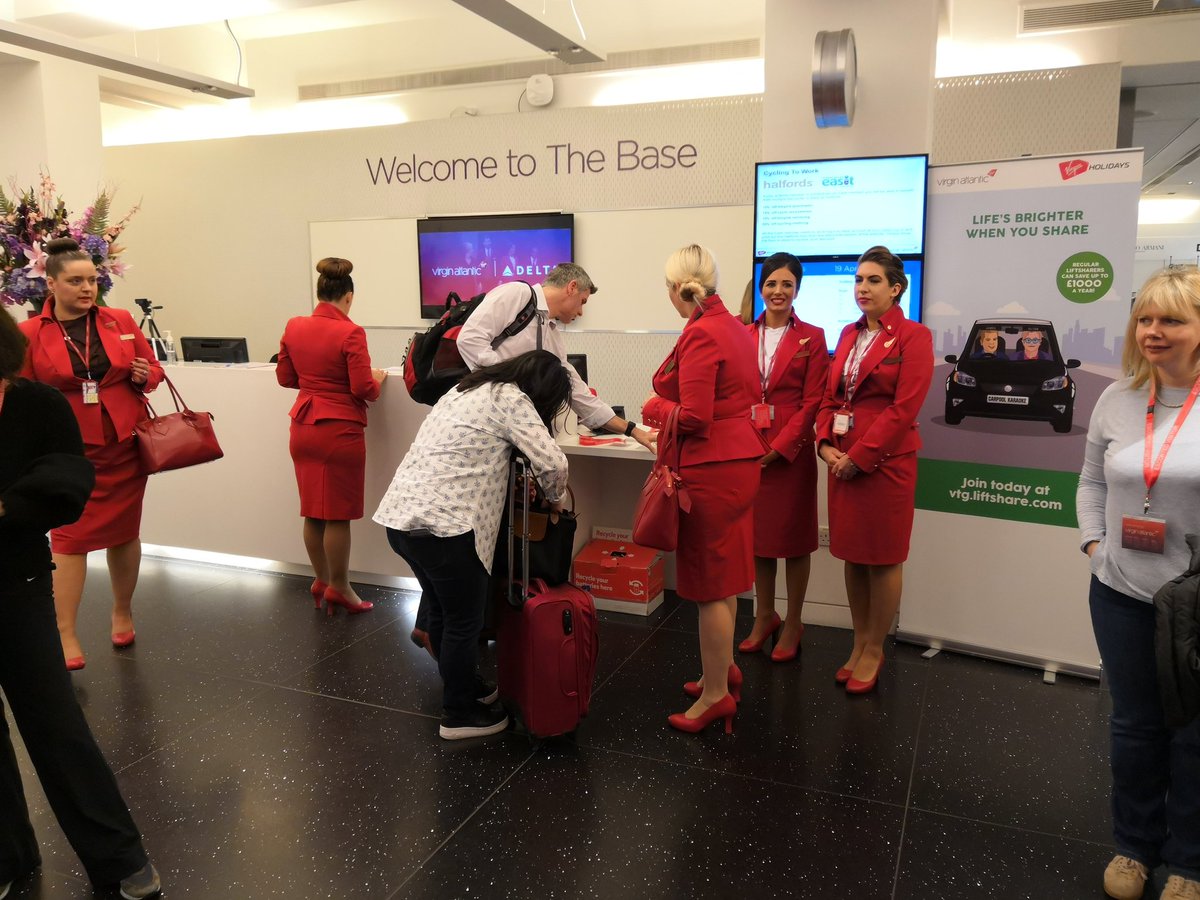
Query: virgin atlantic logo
[{"left": 1060, "top": 159, "right": 1089, "bottom": 180}]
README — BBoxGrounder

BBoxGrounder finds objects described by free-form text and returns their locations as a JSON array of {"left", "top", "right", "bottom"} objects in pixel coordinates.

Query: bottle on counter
[{"left": 163, "top": 330, "right": 178, "bottom": 364}]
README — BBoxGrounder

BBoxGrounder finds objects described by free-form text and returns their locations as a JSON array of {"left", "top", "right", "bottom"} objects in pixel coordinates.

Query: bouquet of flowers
[{"left": 0, "top": 173, "right": 139, "bottom": 309}]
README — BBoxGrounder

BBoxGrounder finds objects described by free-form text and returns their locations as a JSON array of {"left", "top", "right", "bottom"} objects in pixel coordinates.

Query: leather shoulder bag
[
  {"left": 133, "top": 373, "right": 224, "bottom": 475},
  {"left": 632, "top": 406, "right": 691, "bottom": 551}
]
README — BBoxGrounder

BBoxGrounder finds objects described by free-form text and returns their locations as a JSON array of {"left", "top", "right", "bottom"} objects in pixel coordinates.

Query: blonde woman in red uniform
[
  {"left": 277, "top": 257, "right": 387, "bottom": 615},
  {"left": 19, "top": 238, "right": 163, "bottom": 671},
  {"left": 737, "top": 253, "right": 830, "bottom": 661},
  {"left": 642, "top": 244, "right": 767, "bottom": 734},
  {"left": 815, "top": 246, "right": 933, "bottom": 694}
]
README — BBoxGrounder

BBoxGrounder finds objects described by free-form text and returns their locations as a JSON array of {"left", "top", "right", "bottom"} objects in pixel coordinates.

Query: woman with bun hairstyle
[
  {"left": 18, "top": 237, "right": 164, "bottom": 670},
  {"left": 738, "top": 253, "right": 830, "bottom": 661},
  {"left": 2, "top": 298, "right": 162, "bottom": 900},
  {"left": 642, "top": 244, "right": 767, "bottom": 735},
  {"left": 815, "top": 246, "right": 933, "bottom": 695},
  {"left": 277, "top": 257, "right": 387, "bottom": 615}
]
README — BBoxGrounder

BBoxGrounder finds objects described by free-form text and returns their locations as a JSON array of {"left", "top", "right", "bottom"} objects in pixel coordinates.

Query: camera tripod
[{"left": 136, "top": 298, "right": 170, "bottom": 362}]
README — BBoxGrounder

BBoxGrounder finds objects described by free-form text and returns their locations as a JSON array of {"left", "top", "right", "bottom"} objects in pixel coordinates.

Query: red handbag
[
  {"left": 133, "top": 374, "right": 224, "bottom": 475},
  {"left": 632, "top": 406, "right": 691, "bottom": 551}
]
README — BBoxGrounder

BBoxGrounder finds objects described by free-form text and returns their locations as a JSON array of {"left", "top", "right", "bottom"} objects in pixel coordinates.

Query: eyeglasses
[{"left": 1020, "top": 337, "right": 1042, "bottom": 345}]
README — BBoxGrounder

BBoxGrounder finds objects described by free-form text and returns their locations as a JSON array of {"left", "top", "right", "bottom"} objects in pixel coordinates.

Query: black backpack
[{"left": 402, "top": 282, "right": 539, "bottom": 406}]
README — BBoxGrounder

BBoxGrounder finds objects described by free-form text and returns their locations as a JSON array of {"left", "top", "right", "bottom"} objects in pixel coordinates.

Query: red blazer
[
  {"left": 815, "top": 303, "right": 933, "bottom": 472},
  {"left": 747, "top": 312, "right": 830, "bottom": 461},
  {"left": 19, "top": 301, "right": 163, "bottom": 447},
  {"left": 276, "top": 302, "right": 380, "bottom": 425},
  {"left": 642, "top": 294, "right": 768, "bottom": 467}
]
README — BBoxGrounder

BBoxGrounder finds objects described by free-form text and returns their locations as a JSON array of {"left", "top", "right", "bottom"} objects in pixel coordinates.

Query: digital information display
[
  {"left": 754, "top": 155, "right": 929, "bottom": 258},
  {"left": 752, "top": 258, "right": 923, "bottom": 353}
]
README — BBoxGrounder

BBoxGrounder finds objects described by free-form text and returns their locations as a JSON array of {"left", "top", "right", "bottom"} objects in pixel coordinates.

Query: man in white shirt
[{"left": 456, "top": 263, "right": 656, "bottom": 451}]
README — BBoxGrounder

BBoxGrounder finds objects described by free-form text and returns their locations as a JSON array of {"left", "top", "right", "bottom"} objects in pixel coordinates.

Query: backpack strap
[{"left": 489, "top": 281, "right": 540, "bottom": 350}]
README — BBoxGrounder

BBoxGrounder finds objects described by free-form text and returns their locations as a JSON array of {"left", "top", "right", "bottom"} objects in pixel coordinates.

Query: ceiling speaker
[{"left": 526, "top": 74, "right": 554, "bottom": 107}]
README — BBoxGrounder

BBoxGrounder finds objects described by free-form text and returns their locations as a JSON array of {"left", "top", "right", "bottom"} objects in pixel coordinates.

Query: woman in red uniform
[
  {"left": 276, "top": 257, "right": 386, "bottom": 615},
  {"left": 738, "top": 253, "right": 830, "bottom": 661},
  {"left": 19, "top": 238, "right": 163, "bottom": 670},
  {"left": 815, "top": 246, "right": 933, "bottom": 694},
  {"left": 642, "top": 244, "right": 767, "bottom": 734}
]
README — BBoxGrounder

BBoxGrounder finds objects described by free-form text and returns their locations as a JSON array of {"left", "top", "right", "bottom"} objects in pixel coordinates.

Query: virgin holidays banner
[{"left": 916, "top": 149, "right": 1142, "bottom": 527}]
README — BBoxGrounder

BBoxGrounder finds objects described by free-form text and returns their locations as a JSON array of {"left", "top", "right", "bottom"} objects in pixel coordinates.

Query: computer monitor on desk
[
  {"left": 181, "top": 337, "right": 250, "bottom": 363},
  {"left": 566, "top": 353, "right": 587, "bottom": 384}
]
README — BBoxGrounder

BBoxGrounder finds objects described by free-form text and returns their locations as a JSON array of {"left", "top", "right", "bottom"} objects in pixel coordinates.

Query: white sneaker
[
  {"left": 1162, "top": 875, "right": 1200, "bottom": 900},
  {"left": 1104, "top": 855, "right": 1149, "bottom": 900},
  {"left": 1, "top": 880, "right": 10, "bottom": 899}
]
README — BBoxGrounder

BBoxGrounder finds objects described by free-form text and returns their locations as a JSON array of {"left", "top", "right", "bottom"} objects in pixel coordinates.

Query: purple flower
[{"left": 81, "top": 234, "right": 108, "bottom": 259}]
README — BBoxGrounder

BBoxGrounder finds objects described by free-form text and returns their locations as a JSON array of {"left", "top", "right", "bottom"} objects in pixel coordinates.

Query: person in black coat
[{"left": 0, "top": 310, "right": 161, "bottom": 899}]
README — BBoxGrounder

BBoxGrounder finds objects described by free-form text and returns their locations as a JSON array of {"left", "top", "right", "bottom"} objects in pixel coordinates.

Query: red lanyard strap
[
  {"left": 57, "top": 315, "right": 93, "bottom": 380},
  {"left": 1142, "top": 375, "right": 1200, "bottom": 512}
]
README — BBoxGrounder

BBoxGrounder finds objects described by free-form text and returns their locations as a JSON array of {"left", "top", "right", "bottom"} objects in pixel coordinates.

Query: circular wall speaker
[
  {"left": 526, "top": 74, "right": 554, "bottom": 108},
  {"left": 812, "top": 28, "right": 857, "bottom": 128}
]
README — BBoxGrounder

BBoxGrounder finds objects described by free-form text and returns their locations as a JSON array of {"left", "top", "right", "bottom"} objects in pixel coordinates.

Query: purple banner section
[{"left": 418, "top": 228, "right": 571, "bottom": 308}]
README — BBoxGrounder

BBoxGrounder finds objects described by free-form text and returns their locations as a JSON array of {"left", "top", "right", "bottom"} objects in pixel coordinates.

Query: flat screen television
[
  {"left": 753, "top": 154, "right": 929, "bottom": 258},
  {"left": 417, "top": 212, "right": 574, "bottom": 318},
  {"left": 751, "top": 258, "right": 924, "bottom": 354},
  {"left": 181, "top": 336, "right": 250, "bottom": 363}
]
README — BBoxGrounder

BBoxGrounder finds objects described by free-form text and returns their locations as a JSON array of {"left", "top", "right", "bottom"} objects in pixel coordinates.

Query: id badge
[
  {"left": 751, "top": 403, "right": 773, "bottom": 429},
  {"left": 81, "top": 380, "right": 100, "bottom": 405},
  {"left": 833, "top": 412, "right": 853, "bottom": 435},
  {"left": 1121, "top": 515, "right": 1166, "bottom": 553}
]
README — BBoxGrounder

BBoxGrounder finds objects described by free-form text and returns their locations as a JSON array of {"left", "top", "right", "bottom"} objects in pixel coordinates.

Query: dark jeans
[
  {"left": 1090, "top": 575, "right": 1200, "bottom": 878},
  {"left": 387, "top": 529, "right": 490, "bottom": 718},
  {"left": 0, "top": 574, "right": 148, "bottom": 887}
]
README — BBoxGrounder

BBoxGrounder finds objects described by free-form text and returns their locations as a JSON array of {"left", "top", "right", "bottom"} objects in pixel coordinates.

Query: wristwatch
[{"left": 624, "top": 421, "right": 637, "bottom": 436}]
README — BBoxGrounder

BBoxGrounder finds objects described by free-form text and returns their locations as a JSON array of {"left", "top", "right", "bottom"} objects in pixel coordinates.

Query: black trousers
[
  {"left": 387, "top": 530, "right": 489, "bottom": 717},
  {"left": 0, "top": 574, "right": 148, "bottom": 887}
]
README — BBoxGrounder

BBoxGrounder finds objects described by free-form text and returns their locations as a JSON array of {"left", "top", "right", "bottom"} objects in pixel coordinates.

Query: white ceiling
[{"left": 5, "top": 0, "right": 1200, "bottom": 198}]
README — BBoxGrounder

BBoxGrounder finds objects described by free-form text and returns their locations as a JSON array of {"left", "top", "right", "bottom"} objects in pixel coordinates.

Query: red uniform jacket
[
  {"left": 815, "top": 303, "right": 933, "bottom": 472},
  {"left": 642, "top": 294, "right": 768, "bottom": 466},
  {"left": 747, "top": 312, "right": 830, "bottom": 461},
  {"left": 20, "top": 301, "right": 163, "bottom": 447},
  {"left": 276, "top": 302, "right": 380, "bottom": 425}
]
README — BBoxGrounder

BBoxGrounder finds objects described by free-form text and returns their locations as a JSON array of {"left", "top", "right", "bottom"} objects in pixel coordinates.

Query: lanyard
[
  {"left": 843, "top": 328, "right": 879, "bottom": 405},
  {"left": 758, "top": 321, "right": 787, "bottom": 399},
  {"left": 56, "top": 314, "right": 94, "bottom": 380},
  {"left": 1142, "top": 375, "right": 1200, "bottom": 513}
]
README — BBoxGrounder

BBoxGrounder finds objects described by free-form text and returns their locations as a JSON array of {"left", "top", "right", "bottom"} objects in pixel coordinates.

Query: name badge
[
  {"left": 82, "top": 380, "right": 100, "bottom": 405},
  {"left": 751, "top": 403, "right": 773, "bottom": 429},
  {"left": 1121, "top": 515, "right": 1166, "bottom": 553},
  {"left": 833, "top": 412, "right": 853, "bottom": 435},
  {"left": 120, "top": 333, "right": 136, "bottom": 341}
]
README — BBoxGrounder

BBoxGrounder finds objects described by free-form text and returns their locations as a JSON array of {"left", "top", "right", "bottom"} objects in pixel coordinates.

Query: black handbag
[{"left": 494, "top": 483, "right": 577, "bottom": 587}]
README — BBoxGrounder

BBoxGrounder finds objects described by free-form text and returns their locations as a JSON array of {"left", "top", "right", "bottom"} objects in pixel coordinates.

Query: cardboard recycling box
[{"left": 572, "top": 527, "right": 665, "bottom": 616}]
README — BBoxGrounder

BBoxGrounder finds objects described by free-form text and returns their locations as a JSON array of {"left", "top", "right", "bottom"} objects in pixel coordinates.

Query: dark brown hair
[
  {"left": 457, "top": 349, "right": 572, "bottom": 433},
  {"left": 0, "top": 310, "right": 29, "bottom": 380},
  {"left": 858, "top": 245, "right": 908, "bottom": 302},
  {"left": 315, "top": 257, "right": 354, "bottom": 302},
  {"left": 758, "top": 252, "right": 804, "bottom": 292},
  {"left": 45, "top": 237, "right": 90, "bottom": 279}
]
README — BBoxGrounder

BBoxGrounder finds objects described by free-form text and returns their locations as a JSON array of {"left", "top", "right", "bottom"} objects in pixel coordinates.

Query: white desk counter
[{"left": 140, "top": 364, "right": 658, "bottom": 587}]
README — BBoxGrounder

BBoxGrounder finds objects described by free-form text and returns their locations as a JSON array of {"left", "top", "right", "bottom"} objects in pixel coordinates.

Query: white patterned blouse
[{"left": 372, "top": 381, "right": 569, "bottom": 572}]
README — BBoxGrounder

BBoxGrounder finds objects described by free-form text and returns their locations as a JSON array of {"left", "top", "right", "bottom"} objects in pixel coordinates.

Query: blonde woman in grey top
[{"left": 1075, "top": 266, "right": 1200, "bottom": 900}]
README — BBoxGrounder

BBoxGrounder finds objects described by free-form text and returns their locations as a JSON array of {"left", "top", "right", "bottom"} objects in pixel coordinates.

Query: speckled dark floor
[{"left": 1, "top": 556, "right": 1129, "bottom": 899}]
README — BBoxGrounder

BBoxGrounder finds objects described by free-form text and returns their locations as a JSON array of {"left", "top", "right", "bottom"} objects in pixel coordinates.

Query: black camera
[{"left": 135, "top": 298, "right": 160, "bottom": 314}]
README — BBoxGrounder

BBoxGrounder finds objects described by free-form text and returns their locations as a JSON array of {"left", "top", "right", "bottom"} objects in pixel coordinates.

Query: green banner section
[{"left": 915, "top": 458, "right": 1079, "bottom": 528}]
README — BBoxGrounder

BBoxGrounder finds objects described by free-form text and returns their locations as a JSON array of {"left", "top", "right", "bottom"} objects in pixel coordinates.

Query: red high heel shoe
[
  {"left": 323, "top": 587, "right": 373, "bottom": 616},
  {"left": 65, "top": 656, "right": 86, "bottom": 671},
  {"left": 310, "top": 580, "right": 328, "bottom": 609},
  {"left": 737, "top": 612, "right": 782, "bottom": 653},
  {"left": 668, "top": 694, "right": 737, "bottom": 734},
  {"left": 834, "top": 667, "right": 853, "bottom": 684},
  {"left": 111, "top": 631, "right": 136, "bottom": 649},
  {"left": 770, "top": 623, "right": 805, "bottom": 662},
  {"left": 683, "top": 663, "right": 743, "bottom": 702},
  {"left": 846, "top": 653, "right": 885, "bottom": 694}
]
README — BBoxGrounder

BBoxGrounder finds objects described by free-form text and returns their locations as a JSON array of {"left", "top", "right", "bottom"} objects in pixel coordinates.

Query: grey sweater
[{"left": 1077, "top": 376, "right": 1200, "bottom": 602}]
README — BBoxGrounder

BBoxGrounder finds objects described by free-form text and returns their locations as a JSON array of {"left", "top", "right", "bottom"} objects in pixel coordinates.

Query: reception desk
[{"left": 140, "top": 364, "right": 656, "bottom": 588}]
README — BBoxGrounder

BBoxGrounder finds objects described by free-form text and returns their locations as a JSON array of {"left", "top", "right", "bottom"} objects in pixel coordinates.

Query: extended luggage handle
[{"left": 507, "top": 455, "right": 533, "bottom": 607}]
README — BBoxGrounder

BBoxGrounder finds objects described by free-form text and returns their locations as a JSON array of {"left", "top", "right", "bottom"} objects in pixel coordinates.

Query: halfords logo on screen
[
  {"left": 934, "top": 168, "right": 998, "bottom": 188},
  {"left": 1059, "top": 158, "right": 1131, "bottom": 180}
]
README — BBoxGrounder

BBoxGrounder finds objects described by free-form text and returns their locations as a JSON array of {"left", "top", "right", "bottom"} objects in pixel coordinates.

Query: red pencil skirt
[
  {"left": 289, "top": 419, "right": 366, "bottom": 521},
  {"left": 675, "top": 458, "right": 760, "bottom": 603},
  {"left": 52, "top": 413, "right": 146, "bottom": 555},
  {"left": 827, "top": 451, "right": 918, "bottom": 566},
  {"left": 753, "top": 447, "right": 819, "bottom": 559}
]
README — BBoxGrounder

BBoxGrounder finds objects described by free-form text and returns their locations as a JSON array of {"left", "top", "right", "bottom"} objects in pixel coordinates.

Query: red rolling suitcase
[{"left": 497, "top": 457, "right": 599, "bottom": 740}]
